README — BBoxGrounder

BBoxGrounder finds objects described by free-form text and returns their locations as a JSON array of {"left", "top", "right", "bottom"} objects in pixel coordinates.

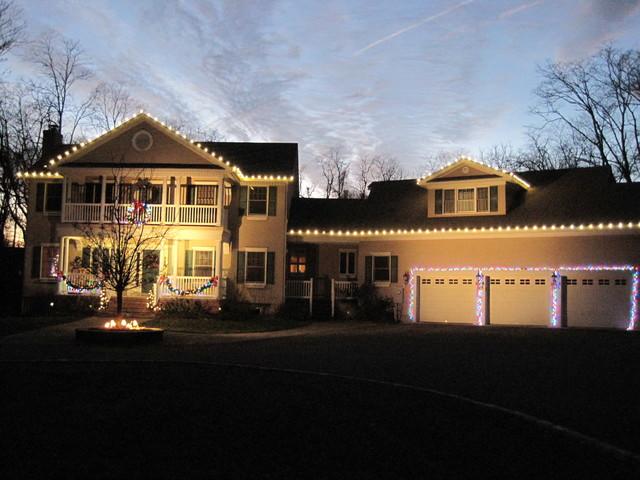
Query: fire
[{"left": 104, "top": 319, "right": 140, "bottom": 330}]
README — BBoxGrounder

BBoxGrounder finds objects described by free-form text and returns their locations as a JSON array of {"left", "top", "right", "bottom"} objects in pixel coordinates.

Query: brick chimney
[{"left": 42, "top": 123, "right": 63, "bottom": 159}]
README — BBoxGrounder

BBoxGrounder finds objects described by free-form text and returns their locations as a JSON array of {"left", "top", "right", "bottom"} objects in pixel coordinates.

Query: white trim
[{"left": 244, "top": 247, "right": 268, "bottom": 287}]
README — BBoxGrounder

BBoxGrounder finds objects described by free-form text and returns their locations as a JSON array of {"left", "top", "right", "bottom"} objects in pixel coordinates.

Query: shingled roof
[{"left": 288, "top": 166, "right": 640, "bottom": 231}]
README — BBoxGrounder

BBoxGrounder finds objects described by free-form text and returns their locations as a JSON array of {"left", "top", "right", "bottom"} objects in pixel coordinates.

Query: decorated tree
[{"left": 71, "top": 172, "right": 169, "bottom": 315}]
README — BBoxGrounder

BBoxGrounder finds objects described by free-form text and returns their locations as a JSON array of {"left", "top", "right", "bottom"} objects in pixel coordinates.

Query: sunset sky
[{"left": 6, "top": 0, "right": 640, "bottom": 180}]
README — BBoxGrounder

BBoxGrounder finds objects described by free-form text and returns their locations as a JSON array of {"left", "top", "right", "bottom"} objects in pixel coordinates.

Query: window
[
  {"left": 248, "top": 186, "right": 268, "bottom": 215},
  {"left": 193, "top": 249, "right": 214, "bottom": 277},
  {"left": 69, "top": 182, "right": 102, "bottom": 204},
  {"left": 289, "top": 249, "right": 307, "bottom": 275},
  {"left": 183, "top": 184, "right": 218, "bottom": 206},
  {"left": 246, "top": 251, "right": 267, "bottom": 284},
  {"left": 35, "top": 183, "right": 63, "bottom": 212},
  {"left": 32, "top": 245, "right": 59, "bottom": 280},
  {"left": 434, "top": 186, "right": 499, "bottom": 215},
  {"left": 105, "top": 183, "right": 133, "bottom": 204},
  {"left": 139, "top": 184, "right": 163, "bottom": 204},
  {"left": 223, "top": 183, "right": 232, "bottom": 208},
  {"left": 373, "top": 255, "right": 390, "bottom": 284},
  {"left": 339, "top": 250, "right": 356, "bottom": 277},
  {"left": 457, "top": 189, "right": 475, "bottom": 212}
]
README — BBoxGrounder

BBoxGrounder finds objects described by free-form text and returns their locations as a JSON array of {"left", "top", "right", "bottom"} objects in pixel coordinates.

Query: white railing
[
  {"left": 61, "top": 271, "right": 101, "bottom": 295},
  {"left": 178, "top": 205, "right": 218, "bottom": 225},
  {"left": 157, "top": 276, "right": 218, "bottom": 298},
  {"left": 63, "top": 203, "right": 101, "bottom": 223},
  {"left": 285, "top": 278, "right": 314, "bottom": 316},
  {"left": 331, "top": 279, "right": 359, "bottom": 317},
  {"left": 63, "top": 203, "right": 218, "bottom": 226},
  {"left": 334, "top": 280, "right": 358, "bottom": 299}
]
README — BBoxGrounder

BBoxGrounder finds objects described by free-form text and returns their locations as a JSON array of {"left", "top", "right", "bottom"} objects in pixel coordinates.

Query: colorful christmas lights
[
  {"left": 161, "top": 275, "right": 219, "bottom": 296},
  {"left": 407, "top": 265, "right": 638, "bottom": 330},
  {"left": 126, "top": 201, "right": 152, "bottom": 226},
  {"left": 57, "top": 272, "right": 104, "bottom": 293}
]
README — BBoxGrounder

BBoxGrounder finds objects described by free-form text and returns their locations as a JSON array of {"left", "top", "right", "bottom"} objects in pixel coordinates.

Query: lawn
[
  {"left": 0, "top": 315, "right": 83, "bottom": 338},
  {"left": 143, "top": 315, "right": 309, "bottom": 333}
]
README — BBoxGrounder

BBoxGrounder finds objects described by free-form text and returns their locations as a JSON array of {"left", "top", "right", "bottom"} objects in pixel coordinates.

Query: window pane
[
  {"left": 40, "top": 246, "right": 60, "bottom": 278},
  {"left": 248, "top": 187, "right": 267, "bottom": 215},
  {"left": 443, "top": 189, "right": 455, "bottom": 213},
  {"left": 339, "top": 252, "right": 347, "bottom": 273},
  {"left": 490, "top": 186, "right": 499, "bottom": 212},
  {"left": 435, "top": 189, "right": 443, "bottom": 214},
  {"left": 45, "top": 184, "right": 63, "bottom": 211},
  {"left": 457, "top": 189, "right": 474, "bottom": 212},
  {"left": 476, "top": 187, "right": 488, "bottom": 212},
  {"left": 246, "top": 252, "right": 266, "bottom": 282},
  {"left": 348, "top": 252, "right": 356, "bottom": 274}
]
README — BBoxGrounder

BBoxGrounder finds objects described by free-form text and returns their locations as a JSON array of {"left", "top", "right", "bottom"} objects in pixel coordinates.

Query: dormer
[{"left": 417, "top": 157, "right": 530, "bottom": 218}]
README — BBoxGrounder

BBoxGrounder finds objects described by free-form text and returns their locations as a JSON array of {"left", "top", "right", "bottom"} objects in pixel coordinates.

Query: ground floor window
[
  {"left": 32, "top": 244, "right": 60, "bottom": 280},
  {"left": 238, "top": 249, "right": 275, "bottom": 286},
  {"left": 288, "top": 248, "right": 307, "bottom": 276},
  {"left": 339, "top": 250, "right": 356, "bottom": 277},
  {"left": 365, "top": 254, "right": 398, "bottom": 286},
  {"left": 192, "top": 249, "right": 215, "bottom": 277},
  {"left": 373, "top": 255, "right": 390, "bottom": 284},
  {"left": 246, "top": 250, "right": 267, "bottom": 284}
]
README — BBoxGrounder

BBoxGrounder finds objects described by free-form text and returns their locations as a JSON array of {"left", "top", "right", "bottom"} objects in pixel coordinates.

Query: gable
[
  {"left": 419, "top": 157, "right": 530, "bottom": 190},
  {"left": 434, "top": 164, "right": 498, "bottom": 181},
  {"left": 61, "top": 121, "right": 222, "bottom": 169}
]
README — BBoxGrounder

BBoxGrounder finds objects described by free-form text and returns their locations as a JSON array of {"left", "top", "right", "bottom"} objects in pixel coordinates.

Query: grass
[
  {"left": 143, "top": 315, "right": 309, "bottom": 333},
  {"left": 0, "top": 315, "right": 83, "bottom": 338}
]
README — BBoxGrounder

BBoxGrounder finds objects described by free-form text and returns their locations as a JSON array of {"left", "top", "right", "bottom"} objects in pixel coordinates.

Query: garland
[
  {"left": 57, "top": 271, "right": 104, "bottom": 292},
  {"left": 160, "top": 275, "right": 219, "bottom": 296}
]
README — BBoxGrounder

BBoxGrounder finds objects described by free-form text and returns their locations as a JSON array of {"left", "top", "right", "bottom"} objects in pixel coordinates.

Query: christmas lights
[
  {"left": 475, "top": 271, "right": 486, "bottom": 326},
  {"left": 161, "top": 275, "right": 219, "bottom": 296},
  {"left": 288, "top": 222, "right": 640, "bottom": 238},
  {"left": 57, "top": 272, "right": 104, "bottom": 293},
  {"left": 98, "top": 289, "right": 110, "bottom": 312},
  {"left": 407, "top": 265, "right": 638, "bottom": 330},
  {"left": 126, "top": 201, "right": 152, "bottom": 226}
]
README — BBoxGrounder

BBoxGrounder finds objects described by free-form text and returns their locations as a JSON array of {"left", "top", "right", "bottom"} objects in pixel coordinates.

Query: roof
[
  {"left": 288, "top": 166, "right": 640, "bottom": 231},
  {"left": 200, "top": 142, "right": 298, "bottom": 176}
]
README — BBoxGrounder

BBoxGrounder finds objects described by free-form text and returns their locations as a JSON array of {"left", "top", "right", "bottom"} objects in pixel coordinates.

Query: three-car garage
[{"left": 416, "top": 268, "right": 637, "bottom": 329}]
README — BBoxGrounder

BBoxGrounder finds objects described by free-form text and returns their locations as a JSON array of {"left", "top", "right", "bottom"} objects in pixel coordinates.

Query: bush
[
  {"left": 275, "top": 300, "right": 310, "bottom": 322},
  {"left": 23, "top": 295, "right": 99, "bottom": 316},
  {"left": 158, "top": 299, "right": 215, "bottom": 318},
  {"left": 354, "top": 283, "right": 395, "bottom": 323}
]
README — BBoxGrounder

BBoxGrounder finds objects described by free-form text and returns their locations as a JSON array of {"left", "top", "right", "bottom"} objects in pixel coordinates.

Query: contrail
[
  {"left": 354, "top": 0, "right": 476, "bottom": 56},
  {"left": 499, "top": 0, "right": 544, "bottom": 19}
]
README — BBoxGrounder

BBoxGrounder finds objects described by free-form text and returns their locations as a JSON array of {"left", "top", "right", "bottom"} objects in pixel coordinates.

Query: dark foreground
[{"left": 1, "top": 322, "right": 640, "bottom": 478}]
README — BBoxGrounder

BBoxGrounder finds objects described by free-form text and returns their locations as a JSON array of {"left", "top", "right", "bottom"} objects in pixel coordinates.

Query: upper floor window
[
  {"left": 183, "top": 184, "right": 218, "bottom": 206},
  {"left": 239, "top": 186, "right": 277, "bottom": 217},
  {"left": 434, "top": 186, "right": 498, "bottom": 215},
  {"left": 35, "top": 183, "right": 62, "bottom": 213},
  {"left": 249, "top": 186, "right": 268, "bottom": 215}
]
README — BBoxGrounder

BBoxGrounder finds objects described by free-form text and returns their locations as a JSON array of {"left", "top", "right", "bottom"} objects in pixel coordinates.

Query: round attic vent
[
  {"left": 462, "top": 166, "right": 469, "bottom": 173},
  {"left": 132, "top": 130, "right": 153, "bottom": 152}
]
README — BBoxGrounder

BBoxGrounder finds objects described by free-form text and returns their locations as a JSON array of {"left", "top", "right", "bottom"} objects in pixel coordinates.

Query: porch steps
[
  {"left": 312, "top": 298, "right": 332, "bottom": 320},
  {"left": 101, "top": 297, "right": 154, "bottom": 319}
]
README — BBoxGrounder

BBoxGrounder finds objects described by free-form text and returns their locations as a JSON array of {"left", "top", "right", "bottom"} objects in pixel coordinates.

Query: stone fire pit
[{"left": 76, "top": 319, "right": 164, "bottom": 345}]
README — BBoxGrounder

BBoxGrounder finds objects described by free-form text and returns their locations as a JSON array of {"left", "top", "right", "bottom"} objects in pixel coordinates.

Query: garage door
[
  {"left": 418, "top": 273, "right": 475, "bottom": 324},
  {"left": 488, "top": 272, "right": 550, "bottom": 326},
  {"left": 563, "top": 272, "right": 632, "bottom": 329}
]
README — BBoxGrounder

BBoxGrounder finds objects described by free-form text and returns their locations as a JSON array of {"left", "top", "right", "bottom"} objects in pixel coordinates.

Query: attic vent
[
  {"left": 132, "top": 130, "right": 153, "bottom": 152},
  {"left": 462, "top": 166, "right": 469, "bottom": 174}
]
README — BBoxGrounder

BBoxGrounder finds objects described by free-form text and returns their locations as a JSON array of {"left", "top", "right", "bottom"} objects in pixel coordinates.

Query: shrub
[
  {"left": 275, "top": 300, "right": 310, "bottom": 322},
  {"left": 158, "top": 299, "right": 214, "bottom": 318},
  {"left": 23, "top": 295, "right": 99, "bottom": 316},
  {"left": 354, "top": 283, "right": 396, "bottom": 323}
]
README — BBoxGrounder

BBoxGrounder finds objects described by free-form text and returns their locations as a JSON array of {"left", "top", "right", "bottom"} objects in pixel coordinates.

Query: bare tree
[
  {"left": 73, "top": 169, "right": 169, "bottom": 314},
  {"left": 533, "top": 46, "right": 640, "bottom": 181},
  {"left": 373, "top": 155, "right": 403, "bottom": 181},
  {"left": 91, "top": 82, "right": 135, "bottom": 132},
  {"left": 30, "top": 32, "right": 93, "bottom": 140},
  {"left": 354, "top": 154, "right": 374, "bottom": 198},
  {"left": 0, "top": 0, "right": 22, "bottom": 59},
  {"left": 319, "top": 146, "right": 350, "bottom": 198},
  {"left": 417, "top": 149, "right": 468, "bottom": 178}
]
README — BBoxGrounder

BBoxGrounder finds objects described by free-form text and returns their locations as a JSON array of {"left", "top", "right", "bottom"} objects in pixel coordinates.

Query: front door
[{"left": 142, "top": 250, "right": 160, "bottom": 293}]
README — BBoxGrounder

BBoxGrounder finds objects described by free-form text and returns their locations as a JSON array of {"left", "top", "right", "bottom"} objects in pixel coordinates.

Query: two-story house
[{"left": 21, "top": 111, "right": 640, "bottom": 329}]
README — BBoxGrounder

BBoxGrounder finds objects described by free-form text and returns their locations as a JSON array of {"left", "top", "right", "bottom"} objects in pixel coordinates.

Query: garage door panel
[
  {"left": 564, "top": 272, "right": 631, "bottom": 329},
  {"left": 489, "top": 273, "right": 550, "bottom": 326},
  {"left": 419, "top": 273, "right": 475, "bottom": 324}
]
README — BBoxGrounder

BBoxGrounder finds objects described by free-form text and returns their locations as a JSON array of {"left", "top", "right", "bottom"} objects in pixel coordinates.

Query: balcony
[{"left": 62, "top": 203, "right": 220, "bottom": 226}]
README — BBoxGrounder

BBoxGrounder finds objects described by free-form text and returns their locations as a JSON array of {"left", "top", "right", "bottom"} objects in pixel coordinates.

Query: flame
[{"left": 104, "top": 318, "right": 142, "bottom": 330}]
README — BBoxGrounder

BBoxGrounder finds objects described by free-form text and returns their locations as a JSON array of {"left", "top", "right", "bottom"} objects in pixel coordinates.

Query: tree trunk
[{"left": 116, "top": 289, "right": 124, "bottom": 315}]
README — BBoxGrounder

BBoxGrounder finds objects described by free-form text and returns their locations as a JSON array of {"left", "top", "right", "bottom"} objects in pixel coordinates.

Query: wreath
[{"left": 126, "top": 200, "right": 152, "bottom": 225}]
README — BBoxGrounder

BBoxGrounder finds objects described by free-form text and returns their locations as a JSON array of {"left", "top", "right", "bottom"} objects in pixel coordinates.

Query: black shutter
[
  {"left": 238, "top": 186, "right": 248, "bottom": 216},
  {"left": 365, "top": 256, "right": 372, "bottom": 284},
  {"left": 237, "top": 251, "right": 245, "bottom": 283},
  {"left": 266, "top": 252, "right": 275, "bottom": 284},
  {"left": 434, "top": 189, "right": 443, "bottom": 215},
  {"left": 31, "top": 246, "right": 41, "bottom": 278},
  {"left": 35, "top": 183, "right": 45, "bottom": 212},
  {"left": 184, "top": 250, "right": 193, "bottom": 276},
  {"left": 268, "top": 186, "right": 277, "bottom": 216},
  {"left": 82, "top": 247, "right": 91, "bottom": 268},
  {"left": 390, "top": 256, "right": 398, "bottom": 283}
]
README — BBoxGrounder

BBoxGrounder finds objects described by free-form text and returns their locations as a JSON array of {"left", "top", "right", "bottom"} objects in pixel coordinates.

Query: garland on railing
[
  {"left": 57, "top": 271, "right": 104, "bottom": 292},
  {"left": 160, "top": 275, "right": 219, "bottom": 296}
]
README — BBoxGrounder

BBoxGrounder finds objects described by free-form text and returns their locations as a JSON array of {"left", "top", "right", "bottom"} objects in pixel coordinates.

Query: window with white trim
[
  {"left": 248, "top": 186, "right": 268, "bottom": 215},
  {"left": 246, "top": 250, "right": 267, "bottom": 284},
  {"left": 434, "top": 186, "right": 499, "bottom": 215},
  {"left": 373, "top": 254, "right": 390, "bottom": 284},
  {"left": 192, "top": 249, "right": 215, "bottom": 277},
  {"left": 339, "top": 250, "right": 356, "bottom": 277}
]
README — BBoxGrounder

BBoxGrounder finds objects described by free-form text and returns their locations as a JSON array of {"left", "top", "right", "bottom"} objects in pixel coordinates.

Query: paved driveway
[{"left": 1, "top": 320, "right": 639, "bottom": 477}]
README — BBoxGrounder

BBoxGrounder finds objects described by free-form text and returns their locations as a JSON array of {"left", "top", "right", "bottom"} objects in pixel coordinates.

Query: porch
[{"left": 285, "top": 278, "right": 358, "bottom": 317}]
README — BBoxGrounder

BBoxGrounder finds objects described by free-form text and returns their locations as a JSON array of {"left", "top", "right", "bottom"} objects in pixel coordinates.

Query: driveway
[{"left": 1, "top": 321, "right": 639, "bottom": 478}]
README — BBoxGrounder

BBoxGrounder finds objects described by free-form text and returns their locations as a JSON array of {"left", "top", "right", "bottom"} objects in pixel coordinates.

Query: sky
[{"left": 5, "top": 0, "right": 640, "bottom": 183}]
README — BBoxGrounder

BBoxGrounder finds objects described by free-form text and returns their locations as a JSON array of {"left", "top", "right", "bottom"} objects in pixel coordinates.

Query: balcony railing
[
  {"left": 62, "top": 203, "right": 219, "bottom": 226},
  {"left": 157, "top": 276, "right": 218, "bottom": 298}
]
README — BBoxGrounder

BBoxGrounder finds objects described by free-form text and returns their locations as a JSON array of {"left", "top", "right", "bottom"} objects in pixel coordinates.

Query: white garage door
[
  {"left": 563, "top": 272, "right": 632, "bottom": 329},
  {"left": 488, "top": 272, "right": 550, "bottom": 326},
  {"left": 418, "top": 273, "right": 475, "bottom": 324}
]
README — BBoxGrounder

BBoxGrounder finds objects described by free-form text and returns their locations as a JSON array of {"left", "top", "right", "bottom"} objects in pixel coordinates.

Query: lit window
[
  {"left": 477, "top": 187, "right": 489, "bottom": 212},
  {"left": 443, "top": 189, "right": 455, "bottom": 213},
  {"left": 339, "top": 250, "right": 356, "bottom": 277},
  {"left": 457, "top": 189, "right": 475, "bottom": 212},
  {"left": 246, "top": 251, "right": 266, "bottom": 284},
  {"left": 288, "top": 249, "right": 306, "bottom": 275},
  {"left": 183, "top": 184, "right": 218, "bottom": 205},
  {"left": 193, "top": 250, "right": 214, "bottom": 277},
  {"left": 223, "top": 183, "right": 232, "bottom": 207},
  {"left": 248, "top": 187, "right": 268, "bottom": 215},
  {"left": 40, "top": 245, "right": 60, "bottom": 279},
  {"left": 434, "top": 186, "right": 499, "bottom": 215}
]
